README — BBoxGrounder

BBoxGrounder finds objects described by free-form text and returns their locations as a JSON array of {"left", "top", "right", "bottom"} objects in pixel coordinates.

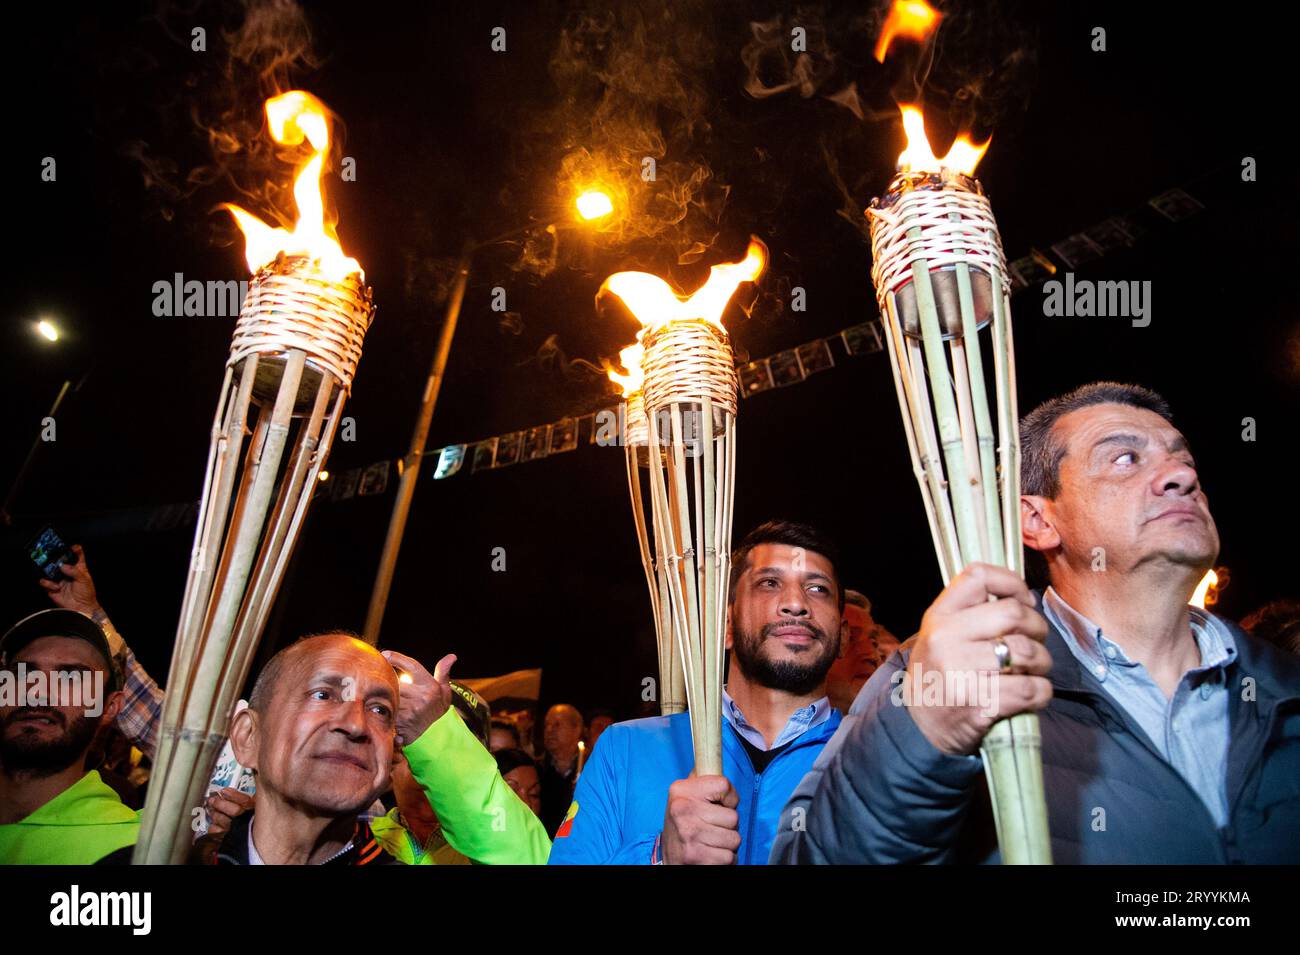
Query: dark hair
[
  {"left": 1240, "top": 599, "right": 1300, "bottom": 657},
  {"left": 585, "top": 707, "right": 616, "bottom": 725},
  {"left": 1019, "top": 383, "right": 1173, "bottom": 587},
  {"left": 1020, "top": 382, "right": 1173, "bottom": 499},
  {"left": 493, "top": 748, "right": 537, "bottom": 778},
  {"left": 727, "top": 520, "right": 844, "bottom": 614},
  {"left": 490, "top": 718, "right": 521, "bottom": 747}
]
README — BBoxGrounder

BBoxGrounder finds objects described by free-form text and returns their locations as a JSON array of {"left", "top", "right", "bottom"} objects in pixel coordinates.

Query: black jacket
[{"left": 772, "top": 608, "right": 1300, "bottom": 864}]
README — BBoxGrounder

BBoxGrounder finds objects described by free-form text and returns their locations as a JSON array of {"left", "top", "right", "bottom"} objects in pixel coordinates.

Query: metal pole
[
  {"left": 363, "top": 241, "right": 474, "bottom": 643},
  {"left": 1, "top": 379, "right": 72, "bottom": 526}
]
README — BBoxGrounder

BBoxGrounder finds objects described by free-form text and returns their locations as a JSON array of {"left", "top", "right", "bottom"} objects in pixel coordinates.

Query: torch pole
[{"left": 363, "top": 241, "right": 473, "bottom": 644}]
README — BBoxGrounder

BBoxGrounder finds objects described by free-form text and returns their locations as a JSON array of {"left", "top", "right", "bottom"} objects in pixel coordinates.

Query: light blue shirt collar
[
  {"left": 1042, "top": 587, "right": 1237, "bottom": 685},
  {"left": 721, "top": 687, "right": 832, "bottom": 752}
]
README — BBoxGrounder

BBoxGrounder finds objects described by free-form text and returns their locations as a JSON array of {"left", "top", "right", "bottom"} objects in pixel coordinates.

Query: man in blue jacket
[
  {"left": 548, "top": 520, "right": 845, "bottom": 865},
  {"left": 772, "top": 382, "right": 1300, "bottom": 864}
]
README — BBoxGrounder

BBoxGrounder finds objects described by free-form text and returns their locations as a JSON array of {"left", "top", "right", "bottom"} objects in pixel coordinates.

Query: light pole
[
  {"left": 1, "top": 320, "right": 78, "bottom": 527},
  {"left": 362, "top": 192, "right": 615, "bottom": 643}
]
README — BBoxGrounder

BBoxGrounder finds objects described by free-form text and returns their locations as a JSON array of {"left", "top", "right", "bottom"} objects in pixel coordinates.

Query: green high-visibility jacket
[
  {"left": 390, "top": 706, "right": 551, "bottom": 865},
  {"left": 0, "top": 770, "right": 140, "bottom": 865}
]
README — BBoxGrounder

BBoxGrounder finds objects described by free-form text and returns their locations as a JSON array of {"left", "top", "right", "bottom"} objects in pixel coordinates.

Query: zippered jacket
[
  {"left": 770, "top": 605, "right": 1300, "bottom": 864},
  {"left": 548, "top": 709, "right": 842, "bottom": 865}
]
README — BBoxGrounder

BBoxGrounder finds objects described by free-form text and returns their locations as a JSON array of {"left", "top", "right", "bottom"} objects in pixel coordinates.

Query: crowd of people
[{"left": 2, "top": 381, "right": 1299, "bottom": 865}]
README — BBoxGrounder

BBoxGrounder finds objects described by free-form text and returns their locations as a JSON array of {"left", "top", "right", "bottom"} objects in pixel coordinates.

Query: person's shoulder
[
  {"left": 608, "top": 712, "right": 689, "bottom": 734},
  {"left": 597, "top": 713, "right": 691, "bottom": 750},
  {"left": 1222, "top": 617, "right": 1300, "bottom": 693}
]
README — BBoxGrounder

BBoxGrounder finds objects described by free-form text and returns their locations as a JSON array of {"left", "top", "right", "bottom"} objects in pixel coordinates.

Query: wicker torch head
[
  {"left": 229, "top": 254, "right": 375, "bottom": 410},
  {"left": 641, "top": 319, "right": 738, "bottom": 438},
  {"left": 868, "top": 172, "right": 1006, "bottom": 341}
]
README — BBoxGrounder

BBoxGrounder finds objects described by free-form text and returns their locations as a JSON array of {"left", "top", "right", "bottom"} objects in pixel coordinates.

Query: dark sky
[{"left": 1, "top": 1, "right": 1295, "bottom": 719}]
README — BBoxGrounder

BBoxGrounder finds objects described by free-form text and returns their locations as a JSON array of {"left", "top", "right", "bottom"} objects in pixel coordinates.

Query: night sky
[{"left": 1, "top": 1, "right": 1294, "bottom": 720}]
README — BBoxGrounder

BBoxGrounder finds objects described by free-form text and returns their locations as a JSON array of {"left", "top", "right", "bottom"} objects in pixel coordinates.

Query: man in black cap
[{"left": 0, "top": 609, "right": 138, "bottom": 864}]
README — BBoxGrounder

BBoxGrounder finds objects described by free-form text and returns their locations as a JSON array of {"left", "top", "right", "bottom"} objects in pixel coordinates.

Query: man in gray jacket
[{"left": 771, "top": 382, "right": 1300, "bottom": 864}]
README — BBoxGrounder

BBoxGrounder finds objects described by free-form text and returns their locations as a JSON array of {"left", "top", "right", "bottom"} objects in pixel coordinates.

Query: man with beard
[
  {"left": 548, "top": 520, "right": 845, "bottom": 865},
  {"left": 0, "top": 609, "right": 136, "bottom": 864}
]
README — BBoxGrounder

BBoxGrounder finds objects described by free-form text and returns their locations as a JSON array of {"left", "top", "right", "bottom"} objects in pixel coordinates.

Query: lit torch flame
[
  {"left": 605, "top": 341, "right": 645, "bottom": 398},
  {"left": 896, "top": 104, "right": 990, "bottom": 176},
  {"left": 1190, "top": 569, "right": 1219, "bottom": 610},
  {"left": 600, "top": 238, "right": 768, "bottom": 343},
  {"left": 223, "top": 90, "right": 361, "bottom": 283},
  {"left": 874, "top": 0, "right": 942, "bottom": 62}
]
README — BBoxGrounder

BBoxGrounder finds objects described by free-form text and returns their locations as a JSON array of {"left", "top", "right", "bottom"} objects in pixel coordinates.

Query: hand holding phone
[
  {"left": 35, "top": 542, "right": 102, "bottom": 618},
  {"left": 28, "top": 525, "right": 73, "bottom": 581}
]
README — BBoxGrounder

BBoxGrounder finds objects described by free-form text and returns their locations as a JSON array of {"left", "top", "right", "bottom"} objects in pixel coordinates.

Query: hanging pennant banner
[
  {"left": 550, "top": 417, "right": 579, "bottom": 454},
  {"left": 471, "top": 438, "right": 498, "bottom": 473},
  {"left": 840, "top": 322, "right": 883, "bottom": 356},
  {"left": 738, "top": 358, "right": 774, "bottom": 397},
  {"left": 433, "top": 444, "right": 467, "bottom": 480},
  {"left": 358, "top": 460, "right": 391, "bottom": 497},
  {"left": 495, "top": 431, "right": 523, "bottom": 468},
  {"left": 522, "top": 425, "right": 552, "bottom": 462},
  {"left": 796, "top": 339, "right": 835, "bottom": 376},
  {"left": 768, "top": 349, "right": 805, "bottom": 387},
  {"left": 333, "top": 468, "right": 361, "bottom": 501}
]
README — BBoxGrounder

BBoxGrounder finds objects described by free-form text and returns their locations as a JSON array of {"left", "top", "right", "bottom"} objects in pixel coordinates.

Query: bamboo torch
[
  {"left": 604, "top": 344, "right": 686, "bottom": 715},
  {"left": 865, "top": 106, "right": 1051, "bottom": 864},
  {"left": 133, "top": 91, "right": 375, "bottom": 864},
  {"left": 599, "top": 240, "right": 766, "bottom": 774}
]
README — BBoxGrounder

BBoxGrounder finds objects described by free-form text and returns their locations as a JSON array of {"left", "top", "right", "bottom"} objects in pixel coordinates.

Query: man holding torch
[
  {"left": 548, "top": 520, "right": 844, "bottom": 865},
  {"left": 771, "top": 383, "right": 1300, "bottom": 864}
]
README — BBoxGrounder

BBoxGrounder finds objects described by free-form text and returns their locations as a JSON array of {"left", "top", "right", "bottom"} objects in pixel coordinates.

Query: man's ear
[
  {"left": 229, "top": 707, "right": 260, "bottom": 771},
  {"left": 1021, "top": 495, "right": 1061, "bottom": 555},
  {"left": 102, "top": 689, "right": 124, "bottom": 723},
  {"left": 724, "top": 605, "right": 734, "bottom": 650}
]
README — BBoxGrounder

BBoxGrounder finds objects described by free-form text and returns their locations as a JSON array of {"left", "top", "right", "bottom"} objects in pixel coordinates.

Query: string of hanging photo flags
[
  {"left": 16, "top": 177, "right": 1209, "bottom": 534},
  {"left": 317, "top": 181, "right": 1207, "bottom": 503}
]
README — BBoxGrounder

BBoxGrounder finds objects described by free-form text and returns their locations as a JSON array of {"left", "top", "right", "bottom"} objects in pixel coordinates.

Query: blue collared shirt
[
  {"left": 722, "top": 688, "right": 832, "bottom": 751},
  {"left": 1042, "top": 587, "right": 1238, "bottom": 827}
]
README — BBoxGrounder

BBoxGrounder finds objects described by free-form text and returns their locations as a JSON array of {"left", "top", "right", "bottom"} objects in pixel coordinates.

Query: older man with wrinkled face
[
  {"left": 215, "top": 633, "right": 552, "bottom": 866},
  {"left": 226, "top": 634, "right": 400, "bottom": 864}
]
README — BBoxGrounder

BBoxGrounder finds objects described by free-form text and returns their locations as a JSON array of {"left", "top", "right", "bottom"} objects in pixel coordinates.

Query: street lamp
[
  {"left": 3, "top": 318, "right": 79, "bottom": 526},
  {"left": 576, "top": 188, "right": 614, "bottom": 221}
]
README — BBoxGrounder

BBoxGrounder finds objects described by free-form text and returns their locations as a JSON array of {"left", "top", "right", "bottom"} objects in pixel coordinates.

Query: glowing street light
[
  {"left": 576, "top": 189, "right": 614, "bottom": 221},
  {"left": 37, "top": 320, "right": 60, "bottom": 342}
]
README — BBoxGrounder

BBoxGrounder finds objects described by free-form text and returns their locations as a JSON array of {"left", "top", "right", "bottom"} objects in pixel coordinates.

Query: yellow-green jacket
[{"left": 375, "top": 707, "right": 551, "bottom": 865}]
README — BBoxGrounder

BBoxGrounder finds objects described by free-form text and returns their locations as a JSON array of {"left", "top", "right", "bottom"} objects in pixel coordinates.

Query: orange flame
[
  {"left": 874, "top": 1, "right": 942, "bottom": 62},
  {"left": 223, "top": 91, "right": 361, "bottom": 282},
  {"left": 1190, "top": 568, "right": 1219, "bottom": 609},
  {"left": 601, "top": 238, "right": 767, "bottom": 344},
  {"left": 896, "top": 104, "right": 989, "bottom": 176},
  {"left": 604, "top": 341, "right": 645, "bottom": 398}
]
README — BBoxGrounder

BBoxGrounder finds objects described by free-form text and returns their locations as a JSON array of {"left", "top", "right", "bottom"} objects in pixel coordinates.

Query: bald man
[
  {"left": 539, "top": 704, "right": 584, "bottom": 836},
  {"left": 209, "top": 633, "right": 550, "bottom": 865}
]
